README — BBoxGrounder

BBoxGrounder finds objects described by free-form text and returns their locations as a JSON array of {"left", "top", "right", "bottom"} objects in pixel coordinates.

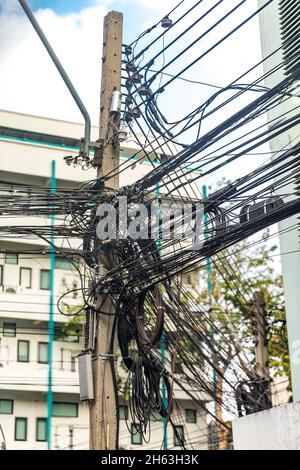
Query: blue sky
[
  {"left": 0, "top": 0, "right": 281, "bottom": 253},
  {"left": 30, "top": 1, "right": 93, "bottom": 13},
  {"left": 0, "top": 0, "right": 264, "bottom": 144},
  {"left": 0, "top": 0, "right": 166, "bottom": 122},
  {"left": 29, "top": 0, "right": 154, "bottom": 43}
]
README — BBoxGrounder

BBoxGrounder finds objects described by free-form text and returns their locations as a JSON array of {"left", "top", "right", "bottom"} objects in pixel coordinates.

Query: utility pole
[
  {"left": 89, "top": 11, "right": 123, "bottom": 450},
  {"left": 252, "top": 291, "right": 269, "bottom": 380},
  {"left": 252, "top": 290, "right": 272, "bottom": 411}
]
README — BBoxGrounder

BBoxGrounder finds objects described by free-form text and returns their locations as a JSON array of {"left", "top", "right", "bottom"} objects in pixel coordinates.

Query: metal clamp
[{"left": 93, "top": 353, "right": 117, "bottom": 361}]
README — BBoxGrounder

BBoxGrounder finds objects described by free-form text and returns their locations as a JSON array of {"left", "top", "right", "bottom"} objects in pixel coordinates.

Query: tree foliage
[{"left": 199, "top": 236, "right": 290, "bottom": 389}]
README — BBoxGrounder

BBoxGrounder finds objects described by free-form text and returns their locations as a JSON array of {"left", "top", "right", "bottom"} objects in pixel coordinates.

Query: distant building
[
  {"left": 0, "top": 109, "right": 208, "bottom": 450},
  {"left": 258, "top": 0, "right": 300, "bottom": 401}
]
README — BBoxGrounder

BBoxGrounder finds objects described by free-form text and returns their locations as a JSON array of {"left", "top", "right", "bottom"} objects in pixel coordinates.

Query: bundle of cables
[{"left": 117, "top": 286, "right": 171, "bottom": 437}]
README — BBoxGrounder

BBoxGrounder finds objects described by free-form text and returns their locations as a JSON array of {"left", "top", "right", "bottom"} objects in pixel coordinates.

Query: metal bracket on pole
[{"left": 17, "top": 0, "right": 100, "bottom": 163}]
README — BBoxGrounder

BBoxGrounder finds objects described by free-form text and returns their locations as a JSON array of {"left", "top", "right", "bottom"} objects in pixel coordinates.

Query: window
[
  {"left": 119, "top": 405, "right": 128, "bottom": 420},
  {"left": 55, "top": 257, "right": 76, "bottom": 271},
  {"left": 182, "top": 273, "right": 192, "bottom": 286},
  {"left": 0, "top": 399, "right": 13, "bottom": 414},
  {"left": 174, "top": 425, "right": 184, "bottom": 447},
  {"left": 17, "top": 340, "right": 29, "bottom": 362},
  {"left": 172, "top": 352, "right": 184, "bottom": 375},
  {"left": 36, "top": 418, "right": 47, "bottom": 442},
  {"left": 38, "top": 342, "right": 48, "bottom": 364},
  {"left": 52, "top": 402, "right": 78, "bottom": 418},
  {"left": 150, "top": 411, "right": 162, "bottom": 421},
  {"left": 54, "top": 328, "right": 79, "bottom": 343},
  {"left": 3, "top": 322, "right": 16, "bottom": 337},
  {"left": 131, "top": 423, "right": 142, "bottom": 445},
  {"left": 15, "top": 418, "right": 27, "bottom": 441},
  {"left": 19, "top": 267, "right": 32, "bottom": 289},
  {"left": 5, "top": 252, "right": 18, "bottom": 264},
  {"left": 0, "top": 265, "right": 3, "bottom": 285},
  {"left": 40, "top": 270, "right": 50, "bottom": 290},
  {"left": 185, "top": 408, "right": 197, "bottom": 423}
]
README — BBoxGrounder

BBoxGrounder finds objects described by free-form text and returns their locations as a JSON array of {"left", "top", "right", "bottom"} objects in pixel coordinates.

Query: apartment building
[
  {"left": 258, "top": 0, "right": 300, "bottom": 401},
  {"left": 0, "top": 109, "right": 209, "bottom": 450}
]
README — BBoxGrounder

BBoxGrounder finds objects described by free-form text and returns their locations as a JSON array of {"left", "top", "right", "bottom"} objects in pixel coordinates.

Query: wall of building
[
  {"left": 0, "top": 108, "right": 201, "bottom": 196},
  {"left": 0, "top": 391, "right": 89, "bottom": 450},
  {"left": 232, "top": 401, "right": 300, "bottom": 450},
  {"left": 258, "top": 0, "right": 300, "bottom": 401},
  {"left": 0, "top": 109, "right": 208, "bottom": 450},
  {"left": 0, "top": 388, "right": 208, "bottom": 450}
]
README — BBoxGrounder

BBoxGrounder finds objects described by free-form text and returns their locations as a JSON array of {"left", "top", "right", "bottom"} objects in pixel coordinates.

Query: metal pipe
[
  {"left": 47, "top": 159, "right": 56, "bottom": 450},
  {"left": 17, "top": 0, "right": 91, "bottom": 157},
  {"left": 155, "top": 182, "right": 168, "bottom": 450},
  {"left": 202, "top": 184, "right": 219, "bottom": 450}
]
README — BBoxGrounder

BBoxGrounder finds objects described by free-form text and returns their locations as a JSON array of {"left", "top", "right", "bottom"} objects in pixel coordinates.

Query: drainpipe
[
  {"left": 155, "top": 182, "right": 168, "bottom": 450},
  {"left": 47, "top": 159, "right": 56, "bottom": 449},
  {"left": 202, "top": 184, "right": 219, "bottom": 450}
]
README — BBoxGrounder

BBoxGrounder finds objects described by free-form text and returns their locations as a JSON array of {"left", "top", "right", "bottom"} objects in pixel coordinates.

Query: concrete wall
[
  {"left": 0, "top": 109, "right": 208, "bottom": 450},
  {"left": 0, "top": 108, "right": 201, "bottom": 196},
  {"left": 0, "top": 286, "right": 209, "bottom": 450},
  {"left": 233, "top": 402, "right": 300, "bottom": 450}
]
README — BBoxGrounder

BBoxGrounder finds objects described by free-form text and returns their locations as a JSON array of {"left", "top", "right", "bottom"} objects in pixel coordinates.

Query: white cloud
[
  {"left": 93, "top": 0, "right": 174, "bottom": 10},
  {"left": 0, "top": 1, "right": 108, "bottom": 123},
  {"left": 128, "top": 0, "right": 174, "bottom": 9},
  {"left": 0, "top": 0, "right": 172, "bottom": 125},
  {"left": 0, "top": 0, "right": 194, "bottom": 125},
  {"left": 0, "top": 0, "right": 267, "bottom": 186}
]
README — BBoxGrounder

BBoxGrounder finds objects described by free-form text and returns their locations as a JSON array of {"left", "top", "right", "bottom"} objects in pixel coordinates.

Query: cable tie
[{"left": 93, "top": 353, "right": 116, "bottom": 360}]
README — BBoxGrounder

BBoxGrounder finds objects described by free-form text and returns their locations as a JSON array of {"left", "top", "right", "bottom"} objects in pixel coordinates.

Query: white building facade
[
  {"left": 258, "top": 0, "right": 300, "bottom": 401},
  {"left": 0, "top": 109, "right": 209, "bottom": 450}
]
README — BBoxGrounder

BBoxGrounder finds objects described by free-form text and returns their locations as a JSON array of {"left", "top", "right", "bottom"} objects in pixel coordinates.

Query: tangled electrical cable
[
  {"left": 117, "top": 286, "right": 171, "bottom": 437},
  {"left": 2, "top": 0, "right": 300, "bottom": 449}
]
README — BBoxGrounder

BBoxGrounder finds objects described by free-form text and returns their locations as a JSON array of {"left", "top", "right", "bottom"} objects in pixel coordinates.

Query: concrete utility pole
[
  {"left": 252, "top": 291, "right": 270, "bottom": 380},
  {"left": 89, "top": 11, "right": 123, "bottom": 450}
]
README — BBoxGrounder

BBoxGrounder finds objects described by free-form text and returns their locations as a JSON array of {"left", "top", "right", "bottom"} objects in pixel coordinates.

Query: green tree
[{"left": 198, "top": 238, "right": 290, "bottom": 448}]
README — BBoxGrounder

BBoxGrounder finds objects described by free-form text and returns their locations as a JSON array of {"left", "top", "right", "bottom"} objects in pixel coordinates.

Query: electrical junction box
[{"left": 78, "top": 352, "right": 94, "bottom": 401}]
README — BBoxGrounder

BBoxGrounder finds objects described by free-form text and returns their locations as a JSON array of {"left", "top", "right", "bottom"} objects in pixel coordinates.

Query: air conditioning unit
[
  {"left": 60, "top": 276, "right": 78, "bottom": 297},
  {"left": 0, "top": 346, "right": 9, "bottom": 367},
  {"left": 2, "top": 284, "right": 18, "bottom": 294},
  {"left": 1, "top": 285, "right": 26, "bottom": 294},
  {"left": 60, "top": 277, "right": 69, "bottom": 295}
]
